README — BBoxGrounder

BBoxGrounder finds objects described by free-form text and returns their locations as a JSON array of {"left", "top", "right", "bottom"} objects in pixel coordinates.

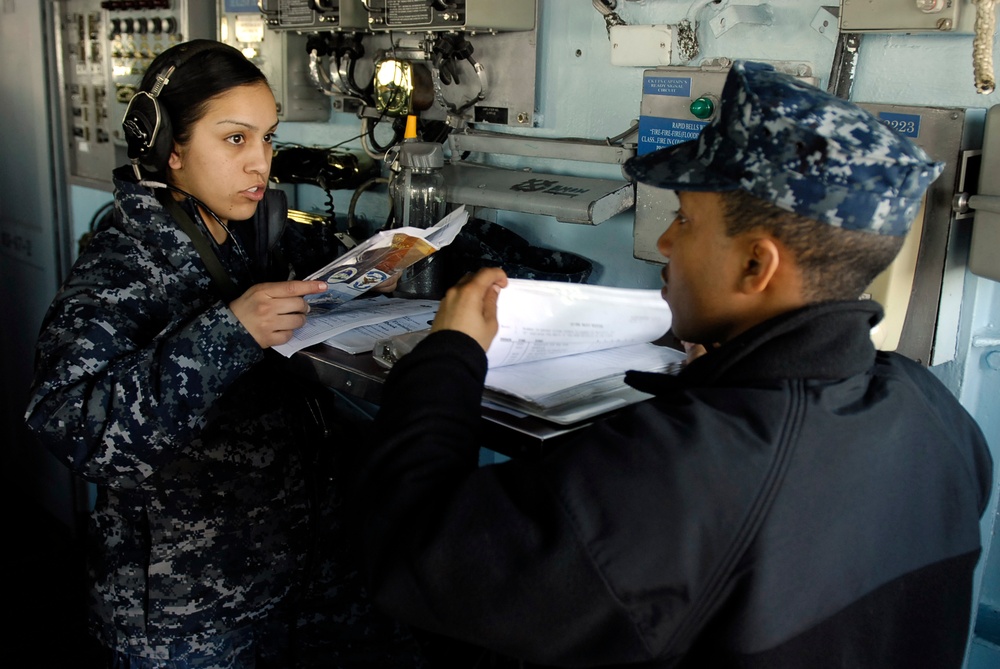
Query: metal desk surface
[{"left": 284, "top": 344, "right": 595, "bottom": 458}]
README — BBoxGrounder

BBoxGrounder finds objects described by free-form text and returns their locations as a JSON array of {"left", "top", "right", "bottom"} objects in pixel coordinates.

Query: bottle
[{"left": 389, "top": 115, "right": 447, "bottom": 298}]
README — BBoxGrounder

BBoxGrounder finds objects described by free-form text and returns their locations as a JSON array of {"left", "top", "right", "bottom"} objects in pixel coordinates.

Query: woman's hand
[
  {"left": 432, "top": 268, "right": 508, "bottom": 352},
  {"left": 373, "top": 271, "right": 400, "bottom": 294},
  {"left": 229, "top": 280, "right": 328, "bottom": 349}
]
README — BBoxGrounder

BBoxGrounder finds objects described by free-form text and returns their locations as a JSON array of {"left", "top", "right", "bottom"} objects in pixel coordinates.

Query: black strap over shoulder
[
  {"left": 262, "top": 188, "right": 290, "bottom": 254},
  {"left": 157, "top": 191, "right": 243, "bottom": 302},
  {"left": 255, "top": 188, "right": 290, "bottom": 278}
]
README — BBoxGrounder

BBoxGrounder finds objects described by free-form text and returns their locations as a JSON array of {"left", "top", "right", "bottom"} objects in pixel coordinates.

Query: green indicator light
[{"left": 690, "top": 97, "right": 715, "bottom": 120}]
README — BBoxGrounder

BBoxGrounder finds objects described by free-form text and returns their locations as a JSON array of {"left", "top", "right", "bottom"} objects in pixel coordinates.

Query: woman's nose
[{"left": 248, "top": 143, "right": 271, "bottom": 175}]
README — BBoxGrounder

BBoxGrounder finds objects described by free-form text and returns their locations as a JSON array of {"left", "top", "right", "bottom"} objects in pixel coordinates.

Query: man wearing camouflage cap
[{"left": 352, "top": 61, "right": 993, "bottom": 667}]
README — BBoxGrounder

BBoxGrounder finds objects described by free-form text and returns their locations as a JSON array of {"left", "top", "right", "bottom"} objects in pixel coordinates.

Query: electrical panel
[
  {"left": 969, "top": 104, "right": 1000, "bottom": 282},
  {"left": 218, "top": 1, "right": 330, "bottom": 121},
  {"left": 57, "top": 5, "right": 114, "bottom": 185},
  {"left": 839, "top": 0, "right": 978, "bottom": 34},
  {"left": 54, "top": 0, "right": 216, "bottom": 189},
  {"left": 364, "top": 0, "right": 536, "bottom": 32},
  {"left": 256, "top": 0, "right": 535, "bottom": 33},
  {"left": 256, "top": 0, "right": 370, "bottom": 32},
  {"left": 632, "top": 63, "right": 983, "bottom": 365},
  {"left": 282, "top": 3, "right": 540, "bottom": 127}
]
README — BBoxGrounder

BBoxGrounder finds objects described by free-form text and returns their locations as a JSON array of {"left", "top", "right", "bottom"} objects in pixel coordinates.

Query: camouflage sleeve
[{"left": 24, "top": 228, "right": 264, "bottom": 488}]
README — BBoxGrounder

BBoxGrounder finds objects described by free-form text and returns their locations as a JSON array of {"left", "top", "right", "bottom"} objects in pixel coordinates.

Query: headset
[{"left": 121, "top": 40, "right": 225, "bottom": 180}]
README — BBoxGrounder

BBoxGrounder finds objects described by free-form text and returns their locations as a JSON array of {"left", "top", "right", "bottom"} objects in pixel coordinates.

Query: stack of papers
[
  {"left": 484, "top": 342, "right": 685, "bottom": 425},
  {"left": 477, "top": 279, "right": 684, "bottom": 423}
]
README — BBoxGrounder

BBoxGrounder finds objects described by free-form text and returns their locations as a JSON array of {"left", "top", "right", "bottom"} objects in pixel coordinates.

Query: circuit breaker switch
[
  {"left": 689, "top": 96, "right": 715, "bottom": 120},
  {"left": 916, "top": 0, "right": 946, "bottom": 12}
]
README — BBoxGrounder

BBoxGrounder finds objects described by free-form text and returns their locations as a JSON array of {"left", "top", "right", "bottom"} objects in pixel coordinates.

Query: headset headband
[{"left": 122, "top": 41, "right": 224, "bottom": 179}]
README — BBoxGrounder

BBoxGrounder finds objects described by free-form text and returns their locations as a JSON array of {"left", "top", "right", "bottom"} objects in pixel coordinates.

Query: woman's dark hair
[
  {"left": 138, "top": 40, "right": 269, "bottom": 169},
  {"left": 718, "top": 189, "right": 905, "bottom": 303}
]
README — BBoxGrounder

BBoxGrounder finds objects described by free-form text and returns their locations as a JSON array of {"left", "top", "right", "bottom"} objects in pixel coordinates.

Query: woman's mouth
[{"left": 242, "top": 185, "right": 265, "bottom": 202}]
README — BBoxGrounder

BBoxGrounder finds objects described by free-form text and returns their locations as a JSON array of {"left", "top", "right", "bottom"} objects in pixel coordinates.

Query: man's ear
[{"left": 740, "top": 236, "right": 781, "bottom": 295}]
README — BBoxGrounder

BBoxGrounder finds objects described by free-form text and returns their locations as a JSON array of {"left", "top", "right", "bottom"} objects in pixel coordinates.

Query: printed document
[
  {"left": 273, "top": 296, "right": 439, "bottom": 357},
  {"left": 487, "top": 278, "right": 672, "bottom": 368},
  {"left": 479, "top": 280, "right": 682, "bottom": 422}
]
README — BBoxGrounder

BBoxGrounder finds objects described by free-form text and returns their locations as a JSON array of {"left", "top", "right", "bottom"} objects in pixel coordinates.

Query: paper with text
[
  {"left": 273, "top": 296, "right": 439, "bottom": 357},
  {"left": 324, "top": 312, "right": 436, "bottom": 354},
  {"left": 486, "top": 279, "right": 672, "bottom": 369}
]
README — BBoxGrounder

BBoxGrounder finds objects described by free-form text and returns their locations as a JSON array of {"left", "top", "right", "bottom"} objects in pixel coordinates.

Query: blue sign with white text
[
  {"left": 637, "top": 116, "right": 707, "bottom": 155},
  {"left": 878, "top": 112, "right": 921, "bottom": 138},
  {"left": 643, "top": 76, "right": 693, "bottom": 98}
]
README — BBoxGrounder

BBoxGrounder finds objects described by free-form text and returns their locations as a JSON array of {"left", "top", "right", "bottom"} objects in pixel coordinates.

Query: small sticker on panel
[
  {"left": 475, "top": 106, "right": 510, "bottom": 125},
  {"left": 225, "top": 0, "right": 260, "bottom": 11},
  {"left": 509, "top": 178, "right": 590, "bottom": 198},
  {"left": 234, "top": 14, "right": 265, "bottom": 42}
]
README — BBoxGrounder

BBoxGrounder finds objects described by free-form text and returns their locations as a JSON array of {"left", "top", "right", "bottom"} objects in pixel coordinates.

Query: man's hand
[
  {"left": 229, "top": 280, "right": 328, "bottom": 349},
  {"left": 682, "top": 341, "right": 708, "bottom": 363},
  {"left": 432, "top": 268, "right": 508, "bottom": 352}
]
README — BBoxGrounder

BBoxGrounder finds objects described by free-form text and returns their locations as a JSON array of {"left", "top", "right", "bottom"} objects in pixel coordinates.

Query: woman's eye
[
  {"left": 227, "top": 134, "right": 246, "bottom": 145},
  {"left": 264, "top": 132, "right": 276, "bottom": 144}
]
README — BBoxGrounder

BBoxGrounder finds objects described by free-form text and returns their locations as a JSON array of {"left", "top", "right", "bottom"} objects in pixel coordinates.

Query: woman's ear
[
  {"left": 167, "top": 144, "right": 182, "bottom": 170},
  {"left": 740, "top": 236, "right": 781, "bottom": 295}
]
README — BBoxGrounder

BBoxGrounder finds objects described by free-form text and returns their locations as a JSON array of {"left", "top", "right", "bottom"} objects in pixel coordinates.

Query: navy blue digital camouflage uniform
[{"left": 25, "top": 166, "right": 426, "bottom": 668}]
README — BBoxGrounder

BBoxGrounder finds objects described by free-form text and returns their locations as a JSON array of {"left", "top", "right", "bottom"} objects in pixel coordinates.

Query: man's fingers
[
  {"left": 467, "top": 267, "right": 508, "bottom": 292},
  {"left": 482, "top": 280, "right": 502, "bottom": 317}
]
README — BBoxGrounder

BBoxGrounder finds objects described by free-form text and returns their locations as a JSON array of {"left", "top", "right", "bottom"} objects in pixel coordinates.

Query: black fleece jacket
[{"left": 355, "top": 300, "right": 993, "bottom": 668}]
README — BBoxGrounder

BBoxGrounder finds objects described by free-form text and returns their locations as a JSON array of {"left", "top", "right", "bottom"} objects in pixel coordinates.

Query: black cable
[
  {"left": 366, "top": 115, "right": 405, "bottom": 154},
  {"left": 324, "top": 189, "right": 336, "bottom": 222},
  {"left": 77, "top": 200, "right": 116, "bottom": 256},
  {"left": 88, "top": 200, "right": 115, "bottom": 232},
  {"left": 346, "top": 54, "right": 375, "bottom": 105},
  {"left": 417, "top": 118, "right": 452, "bottom": 144},
  {"left": 347, "top": 176, "right": 390, "bottom": 237}
]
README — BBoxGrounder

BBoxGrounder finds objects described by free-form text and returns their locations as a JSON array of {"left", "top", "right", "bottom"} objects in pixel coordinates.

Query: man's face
[
  {"left": 656, "top": 191, "right": 748, "bottom": 344},
  {"left": 168, "top": 82, "right": 278, "bottom": 225}
]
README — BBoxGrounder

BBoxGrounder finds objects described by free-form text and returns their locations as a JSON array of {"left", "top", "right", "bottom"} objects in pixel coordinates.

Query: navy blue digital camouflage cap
[{"left": 624, "top": 60, "right": 945, "bottom": 235}]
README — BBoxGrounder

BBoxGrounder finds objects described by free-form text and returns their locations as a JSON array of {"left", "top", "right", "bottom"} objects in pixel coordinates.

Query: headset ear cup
[
  {"left": 147, "top": 104, "right": 173, "bottom": 173},
  {"left": 122, "top": 91, "right": 173, "bottom": 174},
  {"left": 122, "top": 92, "right": 157, "bottom": 159}
]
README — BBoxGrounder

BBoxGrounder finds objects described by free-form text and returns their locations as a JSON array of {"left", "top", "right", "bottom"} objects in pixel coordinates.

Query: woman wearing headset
[{"left": 25, "top": 40, "right": 420, "bottom": 668}]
